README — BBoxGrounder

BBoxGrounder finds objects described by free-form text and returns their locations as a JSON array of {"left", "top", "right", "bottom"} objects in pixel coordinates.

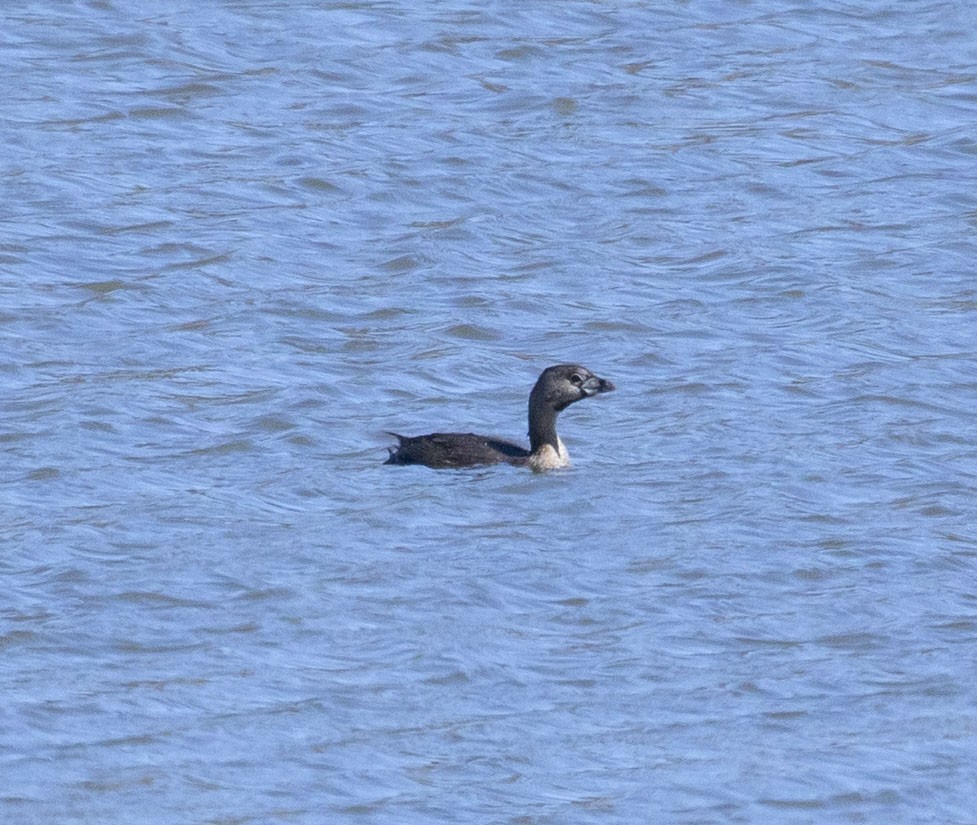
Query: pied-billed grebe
[{"left": 384, "top": 364, "right": 615, "bottom": 471}]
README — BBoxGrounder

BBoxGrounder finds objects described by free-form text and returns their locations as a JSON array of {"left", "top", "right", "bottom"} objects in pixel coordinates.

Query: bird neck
[{"left": 528, "top": 396, "right": 560, "bottom": 453}]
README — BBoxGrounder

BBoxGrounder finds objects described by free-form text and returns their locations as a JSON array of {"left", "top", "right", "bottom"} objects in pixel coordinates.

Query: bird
[{"left": 384, "top": 364, "right": 614, "bottom": 471}]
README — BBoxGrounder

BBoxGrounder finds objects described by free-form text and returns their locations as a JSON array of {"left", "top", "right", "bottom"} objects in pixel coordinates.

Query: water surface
[{"left": 3, "top": 2, "right": 977, "bottom": 823}]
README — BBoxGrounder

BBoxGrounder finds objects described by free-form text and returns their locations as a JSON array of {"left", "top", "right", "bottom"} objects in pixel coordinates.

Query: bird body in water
[{"left": 384, "top": 364, "right": 615, "bottom": 471}]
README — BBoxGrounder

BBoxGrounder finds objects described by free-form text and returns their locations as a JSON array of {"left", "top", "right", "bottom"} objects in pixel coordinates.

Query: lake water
[{"left": 3, "top": 2, "right": 977, "bottom": 823}]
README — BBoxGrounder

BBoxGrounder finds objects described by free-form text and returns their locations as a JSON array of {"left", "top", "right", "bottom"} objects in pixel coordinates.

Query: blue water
[{"left": 3, "top": 2, "right": 977, "bottom": 823}]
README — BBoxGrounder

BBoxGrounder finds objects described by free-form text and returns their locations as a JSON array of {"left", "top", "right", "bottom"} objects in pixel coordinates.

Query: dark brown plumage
[{"left": 384, "top": 364, "right": 615, "bottom": 471}]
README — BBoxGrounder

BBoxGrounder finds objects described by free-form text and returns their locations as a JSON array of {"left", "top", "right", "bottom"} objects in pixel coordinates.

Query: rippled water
[{"left": 3, "top": 2, "right": 977, "bottom": 823}]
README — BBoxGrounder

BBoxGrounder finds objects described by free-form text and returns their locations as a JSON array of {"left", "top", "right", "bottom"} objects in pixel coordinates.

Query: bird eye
[{"left": 570, "top": 373, "right": 584, "bottom": 386}]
